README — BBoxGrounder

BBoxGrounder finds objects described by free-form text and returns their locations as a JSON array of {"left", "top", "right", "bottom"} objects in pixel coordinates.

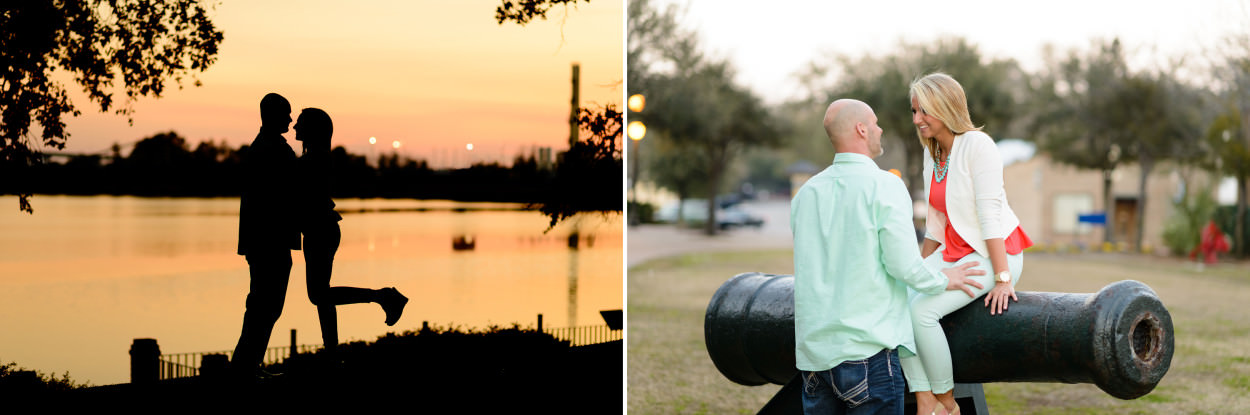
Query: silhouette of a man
[{"left": 232, "top": 92, "right": 301, "bottom": 378}]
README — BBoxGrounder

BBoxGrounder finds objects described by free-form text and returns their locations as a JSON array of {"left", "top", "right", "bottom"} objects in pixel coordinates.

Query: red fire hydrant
[{"left": 1190, "top": 220, "right": 1230, "bottom": 264}]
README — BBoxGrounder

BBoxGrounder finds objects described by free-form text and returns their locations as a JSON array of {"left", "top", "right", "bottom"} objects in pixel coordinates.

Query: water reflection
[
  {"left": 569, "top": 236, "right": 580, "bottom": 328},
  {"left": 452, "top": 235, "right": 475, "bottom": 250},
  {"left": 0, "top": 195, "right": 622, "bottom": 385}
]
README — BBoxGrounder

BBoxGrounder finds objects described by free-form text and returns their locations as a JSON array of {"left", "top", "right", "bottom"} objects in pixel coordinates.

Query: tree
[
  {"left": 1116, "top": 72, "right": 1210, "bottom": 251},
  {"left": 627, "top": 0, "right": 683, "bottom": 87},
  {"left": 1207, "top": 102, "right": 1250, "bottom": 257},
  {"left": 1030, "top": 39, "right": 1134, "bottom": 245},
  {"left": 629, "top": 0, "right": 781, "bottom": 235},
  {"left": 495, "top": 0, "right": 621, "bottom": 229},
  {"left": 644, "top": 59, "right": 781, "bottom": 235},
  {"left": 1031, "top": 39, "right": 1213, "bottom": 250},
  {"left": 539, "top": 105, "right": 623, "bottom": 229},
  {"left": 644, "top": 130, "right": 709, "bottom": 226},
  {"left": 1210, "top": 31, "right": 1250, "bottom": 258},
  {"left": 1, "top": 0, "right": 224, "bottom": 213},
  {"left": 495, "top": 0, "right": 590, "bottom": 26},
  {"left": 799, "top": 37, "right": 1021, "bottom": 198}
]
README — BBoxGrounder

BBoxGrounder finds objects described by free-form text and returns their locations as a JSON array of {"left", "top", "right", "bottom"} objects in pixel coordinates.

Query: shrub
[{"left": 1162, "top": 188, "right": 1217, "bottom": 257}]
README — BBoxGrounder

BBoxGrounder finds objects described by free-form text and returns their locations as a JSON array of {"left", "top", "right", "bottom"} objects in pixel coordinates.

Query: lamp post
[{"left": 628, "top": 94, "right": 646, "bottom": 224}]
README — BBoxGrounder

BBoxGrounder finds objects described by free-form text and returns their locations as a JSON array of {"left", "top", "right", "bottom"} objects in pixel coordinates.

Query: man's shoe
[{"left": 380, "top": 287, "right": 408, "bottom": 326}]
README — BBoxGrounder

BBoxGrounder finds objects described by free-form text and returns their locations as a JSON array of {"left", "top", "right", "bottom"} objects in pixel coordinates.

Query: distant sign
[{"left": 1078, "top": 212, "right": 1107, "bottom": 225}]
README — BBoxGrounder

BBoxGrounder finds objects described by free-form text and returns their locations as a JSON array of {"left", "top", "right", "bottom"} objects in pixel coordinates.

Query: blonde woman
[
  {"left": 295, "top": 108, "right": 408, "bottom": 356},
  {"left": 901, "top": 73, "right": 1033, "bottom": 415}
]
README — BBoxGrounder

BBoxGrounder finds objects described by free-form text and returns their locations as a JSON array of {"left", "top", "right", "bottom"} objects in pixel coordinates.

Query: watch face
[{"left": 997, "top": 272, "right": 1011, "bottom": 282}]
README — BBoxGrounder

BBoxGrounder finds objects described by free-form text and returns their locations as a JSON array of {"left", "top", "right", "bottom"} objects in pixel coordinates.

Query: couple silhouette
[{"left": 231, "top": 92, "right": 408, "bottom": 378}]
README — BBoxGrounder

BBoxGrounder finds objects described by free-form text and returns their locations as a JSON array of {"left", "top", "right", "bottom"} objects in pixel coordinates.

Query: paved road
[{"left": 627, "top": 199, "right": 794, "bottom": 268}]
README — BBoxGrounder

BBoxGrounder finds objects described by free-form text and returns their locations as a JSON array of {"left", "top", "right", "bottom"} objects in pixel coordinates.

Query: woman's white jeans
[{"left": 899, "top": 246, "right": 1024, "bottom": 394}]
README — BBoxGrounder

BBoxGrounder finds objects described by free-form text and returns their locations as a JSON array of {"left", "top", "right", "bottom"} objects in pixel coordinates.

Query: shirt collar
[{"left": 832, "top": 152, "right": 876, "bottom": 166}]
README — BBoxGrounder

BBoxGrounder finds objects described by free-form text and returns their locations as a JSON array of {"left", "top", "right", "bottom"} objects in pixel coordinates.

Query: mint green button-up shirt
[{"left": 791, "top": 152, "right": 948, "bottom": 371}]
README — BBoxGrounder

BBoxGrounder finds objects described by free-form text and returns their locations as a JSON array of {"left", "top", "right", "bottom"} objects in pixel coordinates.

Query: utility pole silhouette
[{"left": 569, "top": 63, "right": 580, "bottom": 148}]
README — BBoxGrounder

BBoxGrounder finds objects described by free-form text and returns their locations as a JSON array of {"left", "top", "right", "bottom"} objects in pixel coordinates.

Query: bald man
[
  {"left": 232, "top": 92, "right": 301, "bottom": 379},
  {"left": 790, "top": 99, "right": 984, "bottom": 414}
]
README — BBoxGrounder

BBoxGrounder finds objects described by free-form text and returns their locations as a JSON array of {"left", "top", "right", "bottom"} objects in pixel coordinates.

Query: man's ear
[{"left": 856, "top": 122, "right": 867, "bottom": 138}]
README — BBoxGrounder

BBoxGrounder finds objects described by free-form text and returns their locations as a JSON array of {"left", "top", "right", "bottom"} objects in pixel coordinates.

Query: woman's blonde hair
[{"left": 909, "top": 72, "right": 981, "bottom": 161}]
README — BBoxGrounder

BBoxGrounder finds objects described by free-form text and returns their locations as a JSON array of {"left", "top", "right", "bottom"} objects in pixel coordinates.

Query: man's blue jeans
[{"left": 801, "top": 348, "right": 904, "bottom": 415}]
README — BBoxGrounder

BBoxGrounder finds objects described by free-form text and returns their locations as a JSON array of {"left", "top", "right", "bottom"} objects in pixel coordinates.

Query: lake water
[{"left": 0, "top": 195, "right": 622, "bottom": 385}]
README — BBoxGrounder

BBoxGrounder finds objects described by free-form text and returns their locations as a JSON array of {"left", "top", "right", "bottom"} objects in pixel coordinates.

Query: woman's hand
[{"left": 984, "top": 281, "right": 1017, "bottom": 316}]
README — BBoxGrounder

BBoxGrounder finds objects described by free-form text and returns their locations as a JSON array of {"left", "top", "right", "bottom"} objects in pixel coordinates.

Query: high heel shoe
[{"left": 380, "top": 287, "right": 408, "bottom": 326}]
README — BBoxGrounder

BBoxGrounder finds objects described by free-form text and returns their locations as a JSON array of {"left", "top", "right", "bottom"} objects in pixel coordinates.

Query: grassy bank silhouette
[{"left": 23, "top": 323, "right": 621, "bottom": 410}]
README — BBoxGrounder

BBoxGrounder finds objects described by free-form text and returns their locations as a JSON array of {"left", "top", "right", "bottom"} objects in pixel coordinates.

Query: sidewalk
[{"left": 627, "top": 199, "right": 794, "bottom": 268}]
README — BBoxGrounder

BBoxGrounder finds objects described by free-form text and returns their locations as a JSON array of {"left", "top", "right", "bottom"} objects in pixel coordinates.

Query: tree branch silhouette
[
  {"left": 1, "top": 0, "right": 224, "bottom": 213},
  {"left": 538, "top": 104, "right": 623, "bottom": 230},
  {"left": 494, "top": 0, "right": 589, "bottom": 26}
]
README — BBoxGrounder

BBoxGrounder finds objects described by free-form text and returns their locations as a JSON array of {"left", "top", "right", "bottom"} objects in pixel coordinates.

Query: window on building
[{"left": 1053, "top": 193, "right": 1094, "bottom": 235}]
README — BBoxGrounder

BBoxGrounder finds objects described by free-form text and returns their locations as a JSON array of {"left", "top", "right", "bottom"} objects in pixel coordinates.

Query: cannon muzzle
[{"left": 704, "top": 273, "right": 1174, "bottom": 399}]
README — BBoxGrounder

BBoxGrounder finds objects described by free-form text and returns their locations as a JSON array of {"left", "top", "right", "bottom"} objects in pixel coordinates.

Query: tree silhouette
[
  {"left": 1, "top": 1, "right": 224, "bottom": 213},
  {"left": 494, "top": 0, "right": 590, "bottom": 26},
  {"left": 539, "top": 104, "right": 623, "bottom": 229}
]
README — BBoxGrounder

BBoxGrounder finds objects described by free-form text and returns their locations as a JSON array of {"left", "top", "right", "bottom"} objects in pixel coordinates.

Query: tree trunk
[
  {"left": 1237, "top": 175, "right": 1247, "bottom": 258},
  {"left": 1103, "top": 169, "right": 1116, "bottom": 245},
  {"left": 1135, "top": 156, "right": 1152, "bottom": 252},
  {"left": 1239, "top": 92, "right": 1250, "bottom": 258},
  {"left": 675, "top": 192, "right": 686, "bottom": 228},
  {"left": 704, "top": 154, "right": 726, "bottom": 236}
]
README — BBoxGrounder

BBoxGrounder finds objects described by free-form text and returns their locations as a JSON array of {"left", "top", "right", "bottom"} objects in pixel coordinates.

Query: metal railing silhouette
[
  {"left": 543, "top": 324, "right": 622, "bottom": 347},
  {"left": 157, "top": 344, "right": 321, "bottom": 380}
]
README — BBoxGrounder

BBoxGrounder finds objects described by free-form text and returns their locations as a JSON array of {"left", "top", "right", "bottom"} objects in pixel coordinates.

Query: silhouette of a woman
[{"left": 294, "top": 108, "right": 407, "bottom": 354}]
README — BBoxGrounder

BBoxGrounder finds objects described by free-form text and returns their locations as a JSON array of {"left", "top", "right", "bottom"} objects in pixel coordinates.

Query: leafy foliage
[
  {"left": 538, "top": 104, "right": 623, "bottom": 229},
  {"left": 0, "top": 360, "right": 84, "bottom": 396},
  {"left": 494, "top": 0, "right": 589, "bottom": 26},
  {"left": 799, "top": 37, "right": 1021, "bottom": 196},
  {"left": 1162, "top": 187, "right": 1218, "bottom": 257},
  {"left": 1, "top": 0, "right": 224, "bottom": 213},
  {"left": 1031, "top": 39, "right": 1214, "bottom": 249},
  {"left": 1207, "top": 42, "right": 1250, "bottom": 257},
  {"left": 629, "top": 0, "right": 781, "bottom": 235},
  {"left": 576, "top": 104, "right": 622, "bottom": 161},
  {"left": 1206, "top": 104, "right": 1250, "bottom": 180}
]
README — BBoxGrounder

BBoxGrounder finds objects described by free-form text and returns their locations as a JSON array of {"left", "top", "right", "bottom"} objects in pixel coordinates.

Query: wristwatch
[{"left": 996, "top": 271, "right": 1011, "bottom": 284}]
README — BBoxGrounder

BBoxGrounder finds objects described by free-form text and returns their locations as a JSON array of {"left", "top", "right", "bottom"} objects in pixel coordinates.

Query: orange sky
[{"left": 56, "top": 0, "right": 623, "bottom": 168}]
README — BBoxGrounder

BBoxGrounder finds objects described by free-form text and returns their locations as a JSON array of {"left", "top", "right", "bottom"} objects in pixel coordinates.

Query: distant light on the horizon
[
  {"left": 392, "top": 140, "right": 401, "bottom": 149},
  {"left": 466, "top": 143, "right": 474, "bottom": 151},
  {"left": 369, "top": 136, "right": 377, "bottom": 145}
]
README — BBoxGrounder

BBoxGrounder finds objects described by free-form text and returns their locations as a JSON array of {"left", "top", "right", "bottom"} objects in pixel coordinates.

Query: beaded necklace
[{"left": 935, "top": 150, "right": 951, "bottom": 183}]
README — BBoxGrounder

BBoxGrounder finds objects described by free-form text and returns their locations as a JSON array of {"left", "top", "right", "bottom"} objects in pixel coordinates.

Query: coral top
[{"left": 930, "top": 169, "right": 1032, "bottom": 263}]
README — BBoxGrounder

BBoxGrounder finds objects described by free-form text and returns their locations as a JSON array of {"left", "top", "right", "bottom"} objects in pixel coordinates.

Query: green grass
[{"left": 628, "top": 250, "right": 1250, "bottom": 414}]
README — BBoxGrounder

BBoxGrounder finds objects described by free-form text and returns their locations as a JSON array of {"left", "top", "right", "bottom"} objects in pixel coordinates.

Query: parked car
[
  {"left": 717, "top": 205, "right": 765, "bottom": 230},
  {"left": 655, "top": 199, "right": 765, "bottom": 230}
]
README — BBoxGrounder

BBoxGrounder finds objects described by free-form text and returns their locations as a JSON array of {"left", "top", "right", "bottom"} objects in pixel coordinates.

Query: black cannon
[{"left": 705, "top": 273, "right": 1174, "bottom": 405}]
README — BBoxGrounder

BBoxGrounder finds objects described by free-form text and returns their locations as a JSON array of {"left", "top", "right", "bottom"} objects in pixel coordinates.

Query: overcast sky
[{"left": 654, "top": 0, "right": 1250, "bottom": 105}]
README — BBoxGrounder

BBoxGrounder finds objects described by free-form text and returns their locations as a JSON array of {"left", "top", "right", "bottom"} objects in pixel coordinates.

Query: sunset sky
[{"left": 56, "top": 0, "right": 623, "bottom": 168}]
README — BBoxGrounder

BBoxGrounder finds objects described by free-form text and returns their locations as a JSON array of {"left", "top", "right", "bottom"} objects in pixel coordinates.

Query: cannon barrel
[{"left": 704, "top": 273, "right": 1174, "bottom": 400}]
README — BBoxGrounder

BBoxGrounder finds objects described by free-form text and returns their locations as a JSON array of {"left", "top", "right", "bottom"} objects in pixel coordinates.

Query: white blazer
[{"left": 922, "top": 130, "right": 1021, "bottom": 258}]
